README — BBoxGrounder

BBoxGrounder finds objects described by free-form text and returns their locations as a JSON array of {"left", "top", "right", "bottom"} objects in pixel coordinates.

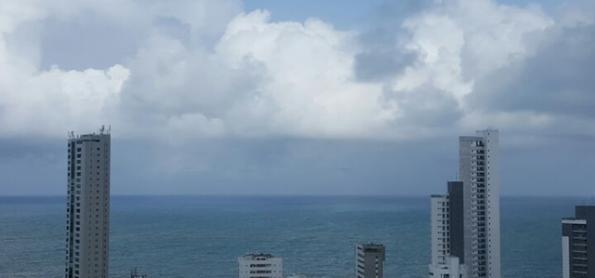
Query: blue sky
[
  {"left": 244, "top": 0, "right": 387, "bottom": 29},
  {"left": 0, "top": 0, "right": 594, "bottom": 196},
  {"left": 244, "top": 0, "right": 562, "bottom": 28}
]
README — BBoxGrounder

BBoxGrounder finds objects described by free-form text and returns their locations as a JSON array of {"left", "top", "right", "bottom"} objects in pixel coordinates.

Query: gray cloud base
[{"left": 0, "top": 0, "right": 594, "bottom": 195}]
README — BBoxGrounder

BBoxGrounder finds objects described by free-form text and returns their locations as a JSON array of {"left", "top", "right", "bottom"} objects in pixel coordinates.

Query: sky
[{"left": 0, "top": 0, "right": 594, "bottom": 196}]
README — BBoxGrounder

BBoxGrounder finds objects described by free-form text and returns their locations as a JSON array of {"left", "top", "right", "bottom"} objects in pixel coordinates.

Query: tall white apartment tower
[
  {"left": 459, "top": 129, "right": 500, "bottom": 278},
  {"left": 65, "top": 128, "right": 111, "bottom": 278},
  {"left": 238, "top": 253, "right": 283, "bottom": 278}
]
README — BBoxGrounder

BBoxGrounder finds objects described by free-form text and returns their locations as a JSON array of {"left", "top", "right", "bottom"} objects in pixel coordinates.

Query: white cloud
[
  {"left": 0, "top": 0, "right": 240, "bottom": 138},
  {"left": 0, "top": 65, "right": 129, "bottom": 137},
  {"left": 0, "top": 0, "right": 593, "bottom": 142},
  {"left": 395, "top": 0, "right": 553, "bottom": 104},
  {"left": 117, "top": 9, "right": 398, "bottom": 140},
  {"left": 215, "top": 10, "right": 395, "bottom": 138}
]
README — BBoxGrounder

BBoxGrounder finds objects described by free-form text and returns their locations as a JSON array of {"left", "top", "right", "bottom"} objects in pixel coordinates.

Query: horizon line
[{"left": 0, "top": 193, "right": 590, "bottom": 198}]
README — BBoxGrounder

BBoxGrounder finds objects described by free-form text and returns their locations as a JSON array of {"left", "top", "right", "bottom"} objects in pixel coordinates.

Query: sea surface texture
[{"left": 0, "top": 196, "right": 582, "bottom": 277}]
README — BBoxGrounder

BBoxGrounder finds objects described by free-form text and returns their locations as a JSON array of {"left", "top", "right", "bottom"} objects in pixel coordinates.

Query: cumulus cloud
[
  {"left": 355, "top": 0, "right": 595, "bottom": 141},
  {"left": 110, "top": 9, "right": 397, "bottom": 139},
  {"left": 215, "top": 10, "right": 395, "bottom": 138},
  {"left": 0, "top": 0, "right": 594, "bottom": 143},
  {"left": 0, "top": 0, "right": 241, "bottom": 138},
  {"left": 393, "top": 0, "right": 552, "bottom": 104},
  {"left": 457, "top": 0, "right": 595, "bottom": 139},
  {"left": 1, "top": 64, "right": 129, "bottom": 137}
]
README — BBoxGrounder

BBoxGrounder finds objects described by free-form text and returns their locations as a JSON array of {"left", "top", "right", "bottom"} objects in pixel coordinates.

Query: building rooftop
[
  {"left": 561, "top": 218, "right": 587, "bottom": 224},
  {"left": 68, "top": 126, "right": 111, "bottom": 139},
  {"left": 240, "top": 253, "right": 278, "bottom": 260},
  {"left": 357, "top": 243, "right": 385, "bottom": 250}
]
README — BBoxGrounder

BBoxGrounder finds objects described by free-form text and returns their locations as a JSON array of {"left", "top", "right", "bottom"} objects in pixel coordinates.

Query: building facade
[
  {"left": 65, "top": 129, "right": 111, "bottom": 278},
  {"left": 430, "top": 195, "right": 450, "bottom": 267},
  {"left": 430, "top": 256, "right": 463, "bottom": 278},
  {"left": 238, "top": 253, "right": 283, "bottom": 278},
  {"left": 562, "top": 206, "right": 595, "bottom": 278},
  {"left": 459, "top": 129, "right": 500, "bottom": 278},
  {"left": 356, "top": 243, "right": 385, "bottom": 278},
  {"left": 429, "top": 130, "right": 500, "bottom": 278},
  {"left": 429, "top": 182, "right": 465, "bottom": 278}
]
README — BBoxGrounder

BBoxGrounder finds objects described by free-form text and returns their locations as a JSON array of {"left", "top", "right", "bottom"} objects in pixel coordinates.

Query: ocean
[{"left": 0, "top": 196, "right": 581, "bottom": 277}]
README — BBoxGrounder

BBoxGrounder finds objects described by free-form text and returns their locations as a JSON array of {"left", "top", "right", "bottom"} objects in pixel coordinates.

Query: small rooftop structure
[{"left": 240, "top": 253, "right": 277, "bottom": 260}]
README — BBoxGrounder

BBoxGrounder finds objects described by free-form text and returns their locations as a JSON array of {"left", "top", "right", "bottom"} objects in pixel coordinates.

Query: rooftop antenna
[{"left": 100, "top": 125, "right": 105, "bottom": 135}]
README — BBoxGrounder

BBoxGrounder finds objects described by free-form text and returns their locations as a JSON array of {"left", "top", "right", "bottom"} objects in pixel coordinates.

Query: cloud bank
[{"left": 0, "top": 0, "right": 593, "bottom": 143}]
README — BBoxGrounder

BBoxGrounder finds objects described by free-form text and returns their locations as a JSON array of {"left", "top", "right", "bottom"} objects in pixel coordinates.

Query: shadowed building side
[{"left": 356, "top": 243, "right": 385, "bottom": 278}]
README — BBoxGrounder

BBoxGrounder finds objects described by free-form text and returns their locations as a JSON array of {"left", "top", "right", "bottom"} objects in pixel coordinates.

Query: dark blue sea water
[{"left": 0, "top": 196, "right": 583, "bottom": 277}]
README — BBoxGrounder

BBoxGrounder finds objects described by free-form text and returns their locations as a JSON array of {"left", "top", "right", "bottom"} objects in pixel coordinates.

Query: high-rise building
[
  {"left": 459, "top": 129, "right": 500, "bottom": 278},
  {"left": 562, "top": 205, "right": 595, "bottom": 278},
  {"left": 429, "top": 182, "right": 464, "bottom": 278},
  {"left": 65, "top": 128, "right": 111, "bottom": 278},
  {"left": 355, "top": 243, "right": 385, "bottom": 278},
  {"left": 429, "top": 129, "right": 500, "bottom": 278},
  {"left": 238, "top": 253, "right": 283, "bottom": 278}
]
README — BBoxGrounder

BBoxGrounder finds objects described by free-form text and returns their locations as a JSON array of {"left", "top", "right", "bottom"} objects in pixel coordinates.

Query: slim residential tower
[
  {"left": 65, "top": 128, "right": 111, "bottom": 278},
  {"left": 459, "top": 129, "right": 500, "bottom": 278},
  {"left": 429, "top": 129, "right": 500, "bottom": 278}
]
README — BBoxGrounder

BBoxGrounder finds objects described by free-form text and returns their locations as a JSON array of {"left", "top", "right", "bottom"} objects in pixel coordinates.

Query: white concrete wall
[
  {"left": 429, "top": 257, "right": 464, "bottom": 278},
  {"left": 459, "top": 130, "right": 501, "bottom": 278},
  {"left": 238, "top": 255, "right": 283, "bottom": 278},
  {"left": 431, "top": 196, "right": 449, "bottom": 266},
  {"left": 66, "top": 133, "right": 110, "bottom": 278},
  {"left": 562, "top": 236, "right": 569, "bottom": 278}
]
